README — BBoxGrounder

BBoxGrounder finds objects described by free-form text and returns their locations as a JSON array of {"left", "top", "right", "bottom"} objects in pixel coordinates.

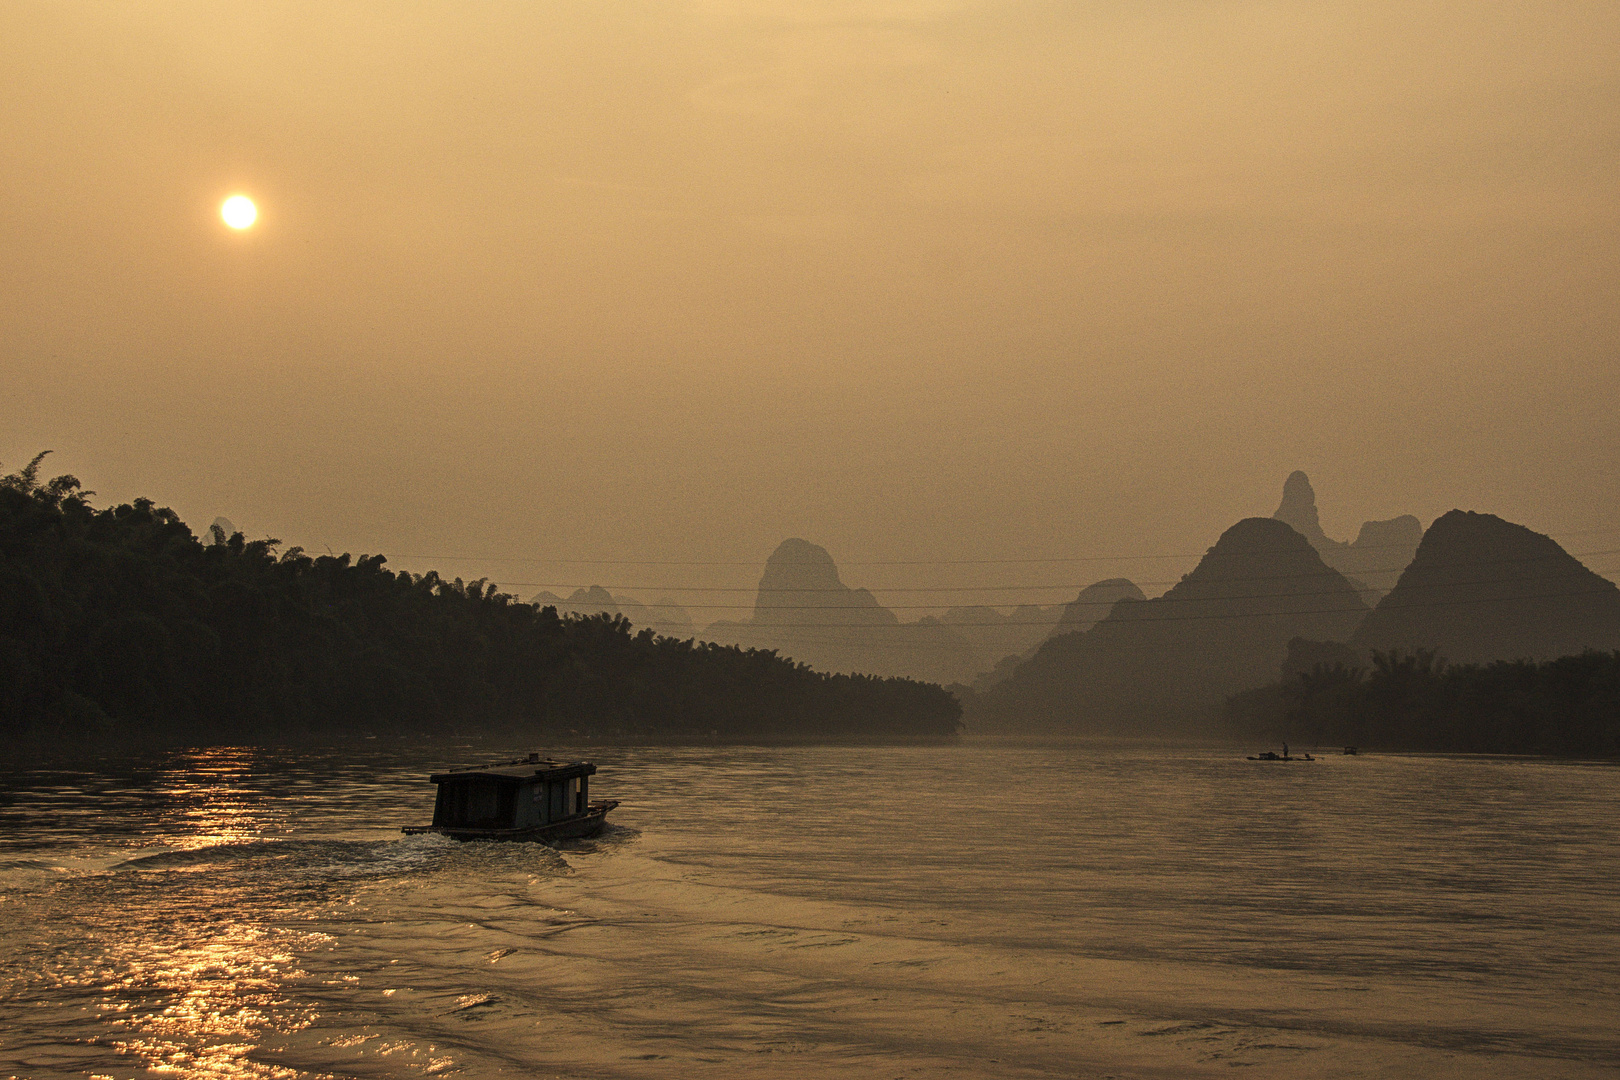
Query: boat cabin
[{"left": 429, "top": 754, "right": 596, "bottom": 831}]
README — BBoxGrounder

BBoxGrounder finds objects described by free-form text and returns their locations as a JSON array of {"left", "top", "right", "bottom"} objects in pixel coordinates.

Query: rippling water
[{"left": 1, "top": 739, "right": 1617, "bottom": 1079}]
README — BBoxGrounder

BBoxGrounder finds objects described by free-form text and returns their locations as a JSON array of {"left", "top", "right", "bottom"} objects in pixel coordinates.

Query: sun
[{"left": 221, "top": 195, "right": 257, "bottom": 230}]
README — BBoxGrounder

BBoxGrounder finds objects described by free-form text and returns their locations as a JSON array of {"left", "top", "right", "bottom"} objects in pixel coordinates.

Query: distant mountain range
[
  {"left": 966, "top": 518, "right": 1369, "bottom": 732},
  {"left": 1227, "top": 510, "right": 1620, "bottom": 752},
  {"left": 936, "top": 603, "right": 1068, "bottom": 673},
  {"left": 967, "top": 578, "right": 1146, "bottom": 692},
  {"left": 693, "top": 540, "right": 1165, "bottom": 687},
  {"left": 698, "top": 539, "right": 984, "bottom": 686},
  {"left": 967, "top": 483, "right": 1619, "bottom": 736},
  {"left": 526, "top": 473, "right": 1617, "bottom": 729}
]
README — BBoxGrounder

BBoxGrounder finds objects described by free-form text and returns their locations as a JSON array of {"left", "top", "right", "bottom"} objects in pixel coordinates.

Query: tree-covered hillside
[{"left": 0, "top": 456, "right": 960, "bottom": 743}]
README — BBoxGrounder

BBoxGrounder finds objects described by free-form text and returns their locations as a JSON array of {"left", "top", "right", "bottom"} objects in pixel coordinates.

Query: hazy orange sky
[{"left": 4, "top": 1, "right": 1617, "bottom": 616}]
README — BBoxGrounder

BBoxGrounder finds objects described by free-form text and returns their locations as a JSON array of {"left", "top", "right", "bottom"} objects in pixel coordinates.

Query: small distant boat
[
  {"left": 1343, "top": 746, "right": 1359, "bottom": 755},
  {"left": 1246, "top": 751, "right": 1314, "bottom": 761},
  {"left": 402, "top": 753, "right": 619, "bottom": 842}
]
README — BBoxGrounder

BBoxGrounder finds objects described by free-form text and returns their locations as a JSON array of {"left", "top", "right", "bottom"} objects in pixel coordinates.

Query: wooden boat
[
  {"left": 402, "top": 753, "right": 619, "bottom": 842},
  {"left": 1246, "top": 751, "right": 1314, "bottom": 761}
]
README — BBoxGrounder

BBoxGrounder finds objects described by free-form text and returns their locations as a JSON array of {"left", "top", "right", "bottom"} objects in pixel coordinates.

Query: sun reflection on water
[
  {"left": 96, "top": 923, "right": 328, "bottom": 1078},
  {"left": 1, "top": 745, "right": 480, "bottom": 1079},
  {"left": 63, "top": 748, "right": 341, "bottom": 1078},
  {"left": 159, "top": 748, "right": 277, "bottom": 852}
]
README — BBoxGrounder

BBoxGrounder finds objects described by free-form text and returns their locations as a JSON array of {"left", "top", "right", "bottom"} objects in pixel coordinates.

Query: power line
[
  {"left": 644, "top": 585, "right": 1620, "bottom": 635},
  {"left": 534, "top": 567, "right": 1618, "bottom": 612},
  {"left": 578, "top": 592, "right": 1616, "bottom": 660},
  {"left": 382, "top": 523, "right": 1620, "bottom": 569},
  {"left": 493, "top": 546, "right": 1620, "bottom": 595},
  {"left": 528, "top": 551, "right": 1620, "bottom": 604},
  {"left": 535, "top": 579, "right": 1619, "bottom": 634},
  {"left": 397, "top": 551, "right": 1206, "bottom": 566}
]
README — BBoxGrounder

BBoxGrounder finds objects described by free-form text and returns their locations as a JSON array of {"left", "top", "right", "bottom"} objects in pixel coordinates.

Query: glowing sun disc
[{"left": 221, "top": 195, "right": 257, "bottom": 229}]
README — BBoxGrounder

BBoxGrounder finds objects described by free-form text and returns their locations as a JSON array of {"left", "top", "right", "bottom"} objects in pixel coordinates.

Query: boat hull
[{"left": 402, "top": 799, "right": 619, "bottom": 842}]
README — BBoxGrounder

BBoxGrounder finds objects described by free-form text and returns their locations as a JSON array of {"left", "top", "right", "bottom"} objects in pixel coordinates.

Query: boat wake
[{"left": 106, "top": 833, "right": 575, "bottom": 880}]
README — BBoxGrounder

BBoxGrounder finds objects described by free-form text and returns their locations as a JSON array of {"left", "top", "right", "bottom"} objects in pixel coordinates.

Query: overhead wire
[
  {"left": 535, "top": 584, "right": 1620, "bottom": 634},
  {"left": 492, "top": 546, "right": 1620, "bottom": 597},
  {"left": 526, "top": 563, "right": 1620, "bottom": 614},
  {"left": 386, "top": 521, "right": 1620, "bottom": 569},
  {"left": 552, "top": 584, "right": 1620, "bottom": 658}
]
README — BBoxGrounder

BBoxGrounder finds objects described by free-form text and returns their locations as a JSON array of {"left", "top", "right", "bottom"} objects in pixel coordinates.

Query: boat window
[{"left": 436, "top": 779, "right": 517, "bottom": 828}]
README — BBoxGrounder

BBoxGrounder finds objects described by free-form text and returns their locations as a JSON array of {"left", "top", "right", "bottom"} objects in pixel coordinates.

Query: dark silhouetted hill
[
  {"left": 1272, "top": 471, "right": 1421, "bottom": 596},
  {"left": 1352, "top": 510, "right": 1620, "bottom": 664},
  {"left": 702, "top": 539, "right": 981, "bottom": 685},
  {"left": 1053, "top": 578, "right": 1147, "bottom": 634},
  {"left": 967, "top": 518, "right": 1368, "bottom": 733},
  {"left": 963, "top": 579, "right": 1147, "bottom": 692}
]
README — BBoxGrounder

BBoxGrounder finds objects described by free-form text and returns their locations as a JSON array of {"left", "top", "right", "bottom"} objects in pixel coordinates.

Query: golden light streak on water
[{"left": 98, "top": 923, "right": 321, "bottom": 1078}]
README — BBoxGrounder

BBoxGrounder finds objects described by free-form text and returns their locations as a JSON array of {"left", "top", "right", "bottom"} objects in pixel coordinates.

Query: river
[{"left": 1, "top": 739, "right": 1617, "bottom": 1078}]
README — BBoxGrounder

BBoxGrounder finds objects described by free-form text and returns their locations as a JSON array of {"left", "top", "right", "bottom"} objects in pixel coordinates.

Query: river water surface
[{"left": 1, "top": 740, "right": 1617, "bottom": 1079}]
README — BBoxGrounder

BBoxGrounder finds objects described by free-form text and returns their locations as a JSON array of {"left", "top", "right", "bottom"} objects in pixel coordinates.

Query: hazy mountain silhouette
[
  {"left": 751, "top": 539, "right": 893, "bottom": 628},
  {"left": 968, "top": 518, "right": 1368, "bottom": 733},
  {"left": 626, "top": 596, "right": 697, "bottom": 639},
  {"left": 961, "top": 579, "right": 1147, "bottom": 692},
  {"left": 531, "top": 584, "right": 619, "bottom": 616},
  {"left": 1272, "top": 471, "right": 1421, "bottom": 596},
  {"left": 1053, "top": 578, "right": 1147, "bottom": 634},
  {"left": 530, "top": 585, "right": 695, "bottom": 638},
  {"left": 208, "top": 517, "right": 237, "bottom": 545},
  {"left": 936, "top": 603, "right": 1065, "bottom": 670},
  {"left": 1352, "top": 510, "right": 1620, "bottom": 663},
  {"left": 702, "top": 538, "right": 981, "bottom": 685}
]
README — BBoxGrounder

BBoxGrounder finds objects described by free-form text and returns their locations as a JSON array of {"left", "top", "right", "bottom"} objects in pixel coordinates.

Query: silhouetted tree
[
  {"left": 0, "top": 458, "right": 961, "bottom": 745},
  {"left": 1225, "top": 646, "right": 1620, "bottom": 755}
]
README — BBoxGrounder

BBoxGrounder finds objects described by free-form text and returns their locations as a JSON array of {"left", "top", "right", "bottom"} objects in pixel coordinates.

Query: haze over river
[{"left": 2, "top": 740, "right": 1617, "bottom": 1079}]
